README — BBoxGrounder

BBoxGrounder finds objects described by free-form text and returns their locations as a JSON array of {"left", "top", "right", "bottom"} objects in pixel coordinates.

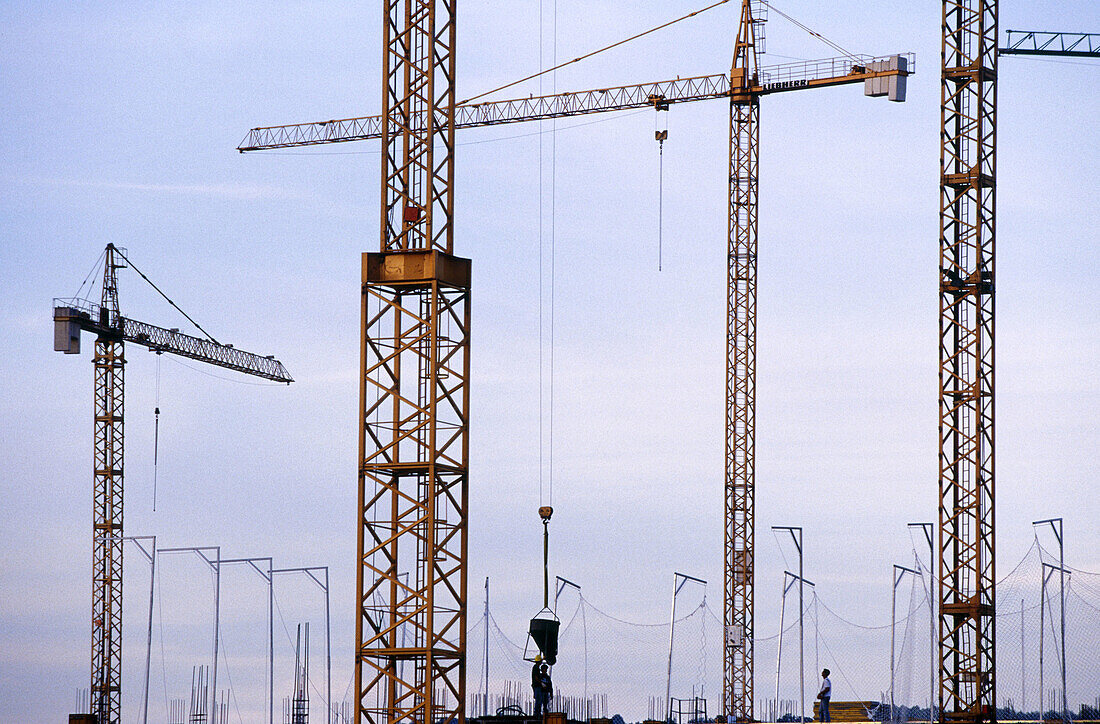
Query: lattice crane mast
[
  {"left": 936, "top": 13, "right": 1096, "bottom": 724},
  {"left": 54, "top": 244, "right": 292, "bottom": 724},
  {"left": 239, "top": 3, "right": 911, "bottom": 722}
]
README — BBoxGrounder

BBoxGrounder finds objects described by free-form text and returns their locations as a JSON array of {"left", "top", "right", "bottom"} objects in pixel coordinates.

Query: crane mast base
[{"left": 358, "top": 250, "right": 471, "bottom": 724}]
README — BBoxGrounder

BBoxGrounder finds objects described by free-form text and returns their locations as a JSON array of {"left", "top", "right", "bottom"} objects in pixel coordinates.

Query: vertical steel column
[
  {"left": 725, "top": 3, "right": 759, "bottom": 719},
  {"left": 726, "top": 86, "right": 758, "bottom": 724},
  {"left": 772, "top": 528, "right": 805, "bottom": 724},
  {"left": 892, "top": 565, "right": 919, "bottom": 721},
  {"left": 1033, "top": 518, "right": 1067, "bottom": 719},
  {"left": 484, "top": 578, "right": 489, "bottom": 717},
  {"left": 938, "top": 0, "right": 997, "bottom": 721},
  {"left": 273, "top": 567, "right": 332, "bottom": 723},
  {"left": 360, "top": 0, "right": 466, "bottom": 723},
  {"left": 359, "top": 265, "right": 470, "bottom": 724},
  {"left": 908, "top": 522, "right": 937, "bottom": 724},
  {"left": 1019, "top": 600, "right": 1025, "bottom": 716},
  {"left": 219, "top": 557, "right": 275, "bottom": 724},
  {"left": 121, "top": 535, "right": 157, "bottom": 724},
  {"left": 92, "top": 245, "right": 125, "bottom": 724},
  {"left": 667, "top": 573, "right": 707, "bottom": 722},
  {"left": 379, "top": 0, "right": 456, "bottom": 254},
  {"left": 325, "top": 567, "right": 332, "bottom": 724}
]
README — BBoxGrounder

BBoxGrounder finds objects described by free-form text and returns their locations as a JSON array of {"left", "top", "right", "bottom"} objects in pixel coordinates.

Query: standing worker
[
  {"left": 532, "top": 655, "right": 548, "bottom": 716},
  {"left": 817, "top": 669, "right": 832, "bottom": 722},
  {"left": 539, "top": 662, "right": 554, "bottom": 715}
]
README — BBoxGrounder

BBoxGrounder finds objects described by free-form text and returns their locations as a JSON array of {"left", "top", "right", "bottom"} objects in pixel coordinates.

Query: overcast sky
[{"left": 1, "top": 1, "right": 1097, "bottom": 722}]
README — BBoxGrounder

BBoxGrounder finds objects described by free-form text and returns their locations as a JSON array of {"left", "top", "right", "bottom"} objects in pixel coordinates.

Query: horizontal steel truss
[
  {"left": 237, "top": 54, "right": 913, "bottom": 151},
  {"left": 358, "top": 266, "right": 470, "bottom": 724},
  {"left": 53, "top": 299, "right": 292, "bottom": 382},
  {"left": 939, "top": 0, "right": 996, "bottom": 721},
  {"left": 725, "top": 95, "right": 758, "bottom": 723},
  {"left": 1001, "top": 30, "right": 1100, "bottom": 56},
  {"left": 92, "top": 337, "right": 124, "bottom": 724}
]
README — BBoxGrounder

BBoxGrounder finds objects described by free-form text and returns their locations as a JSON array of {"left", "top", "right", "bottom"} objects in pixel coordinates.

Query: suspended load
[{"left": 524, "top": 506, "right": 560, "bottom": 665}]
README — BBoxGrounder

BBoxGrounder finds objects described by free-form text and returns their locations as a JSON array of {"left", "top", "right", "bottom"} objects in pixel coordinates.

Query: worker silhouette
[
  {"left": 532, "top": 657, "right": 553, "bottom": 716},
  {"left": 817, "top": 669, "right": 832, "bottom": 722}
]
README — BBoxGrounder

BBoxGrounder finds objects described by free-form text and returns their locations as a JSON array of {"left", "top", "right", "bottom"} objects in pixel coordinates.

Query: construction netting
[
  {"left": 883, "top": 539, "right": 1100, "bottom": 723},
  {"left": 466, "top": 541, "right": 1100, "bottom": 723},
  {"left": 466, "top": 593, "right": 720, "bottom": 722},
  {"left": 121, "top": 540, "right": 1100, "bottom": 723}
]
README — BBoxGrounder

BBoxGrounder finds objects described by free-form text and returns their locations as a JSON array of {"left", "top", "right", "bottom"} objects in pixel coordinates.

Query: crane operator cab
[{"left": 524, "top": 506, "right": 560, "bottom": 666}]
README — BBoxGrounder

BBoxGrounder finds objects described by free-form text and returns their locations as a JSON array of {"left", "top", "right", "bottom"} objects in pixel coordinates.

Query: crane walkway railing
[{"left": 756, "top": 53, "right": 914, "bottom": 92}]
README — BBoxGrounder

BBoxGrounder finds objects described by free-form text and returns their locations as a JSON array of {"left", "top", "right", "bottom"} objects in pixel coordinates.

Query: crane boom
[
  {"left": 237, "top": 53, "right": 912, "bottom": 151},
  {"left": 1001, "top": 30, "right": 1100, "bottom": 56},
  {"left": 54, "top": 298, "right": 293, "bottom": 383}
]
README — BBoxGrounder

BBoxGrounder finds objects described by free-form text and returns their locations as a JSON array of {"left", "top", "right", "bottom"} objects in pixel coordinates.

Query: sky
[{"left": 1, "top": 1, "right": 1097, "bottom": 722}]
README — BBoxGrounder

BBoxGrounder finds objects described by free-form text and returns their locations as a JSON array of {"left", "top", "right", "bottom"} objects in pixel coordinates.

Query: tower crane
[
  {"left": 238, "top": 2, "right": 911, "bottom": 721},
  {"left": 55, "top": 243, "right": 292, "bottom": 724},
  {"left": 936, "top": 16, "right": 1095, "bottom": 724}
]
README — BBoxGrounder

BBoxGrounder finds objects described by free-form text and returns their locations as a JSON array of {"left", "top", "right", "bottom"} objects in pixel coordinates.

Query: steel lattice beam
[
  {"left": 91, "top": 336, "right": 124, "bottom": 724},
  {"left": 359, "top": 253, "right": 470, "bottom": 724},
  {"left": 358, "top": 4, "right": 467, "bottom": 724},
  {"left": 238, "top": 55, "right": 913, "bottom": 152},
  {"left": 725, "top": 96, "right": 758, "bottom": 723},
  {"left": 1001, "top": 30, "right": 1100, "bottom": 57},
  {"left": 938, "top": 0, "right": 997, "bottom": 721},
  {"left": 54, "top": 299, "right": 292, "bottom": 383},
  {"left": 723, "top": 4, "right": 761, "bottom": 719}
]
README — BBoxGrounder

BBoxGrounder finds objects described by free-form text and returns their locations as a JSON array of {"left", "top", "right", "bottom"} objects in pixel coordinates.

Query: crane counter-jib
[{"left": 53, "top": 299, "right": 293, "bottom": 384}]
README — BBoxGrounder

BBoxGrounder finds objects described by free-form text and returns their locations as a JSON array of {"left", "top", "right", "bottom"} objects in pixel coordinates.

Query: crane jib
[
  {"left": 237, "top": 53, "right": 914, "bottom": 152},
  {"left": 53, "top": 300, "right": 293, "bottom": 383}
]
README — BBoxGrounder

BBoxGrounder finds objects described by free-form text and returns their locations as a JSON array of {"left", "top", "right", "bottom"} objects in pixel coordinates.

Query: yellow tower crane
[
  {"left": 935, "top": 15, "right": 1096, "bottom": 724},
  {"left": 239, "top": 2, "right": 912, "bottom": 721},
  {"left": 55, "top": 243, "right": 292, "bottom": 724}
]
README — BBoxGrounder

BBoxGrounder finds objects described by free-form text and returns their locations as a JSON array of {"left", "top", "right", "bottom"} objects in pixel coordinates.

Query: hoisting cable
[
  {"left": 759, "top": 1, "right": 860, "bottom": 62},
  {"left": 537, "top": 0, "right": 546, "bottom": 511},
  {"left": 112, "top": 247, "right": 221, "bottom": 344},
  {"left": 536, "top": 0, "right": 560, "bottom": 511},
  {"left": 153, "top": 351, "right": 162, "bottom": 512},
  {"left": 658, "top": 141, "right": 664, "bottom": 271},
  {"left": 549, "top": 0, "right": 557, "bottom": 512},
  {"left": 654, "top": 102, "right": 669, "bottom": 271},
  {"left": 460, "top": 0, "right": 731, "bottom": 105}
]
